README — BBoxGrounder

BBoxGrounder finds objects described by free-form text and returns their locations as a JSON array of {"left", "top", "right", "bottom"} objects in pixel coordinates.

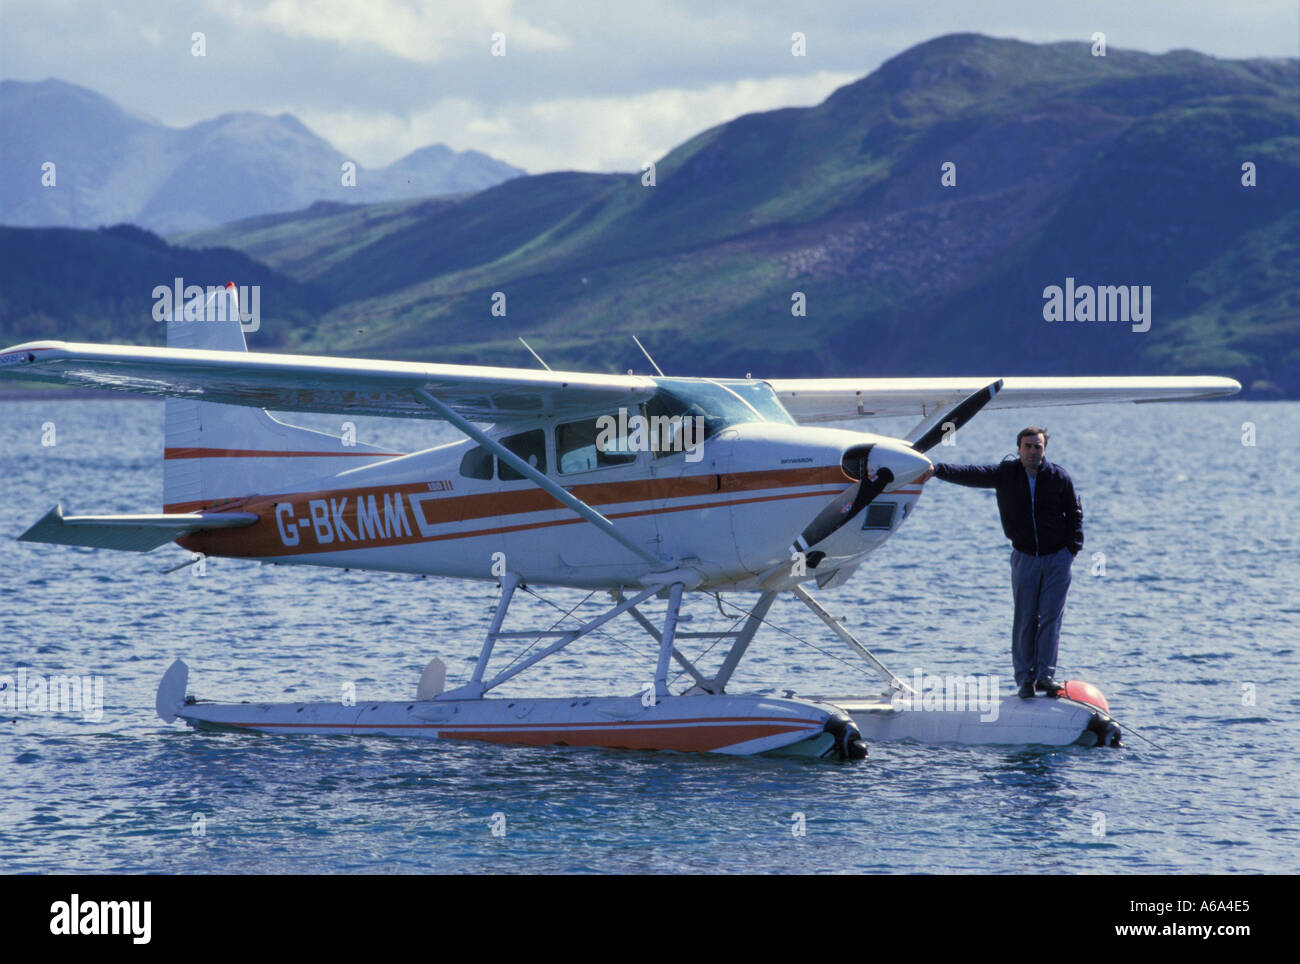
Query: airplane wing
[
  {"left": 1, "top": 342, "right": 1240, "bottom": 425},
  {"left": 766, "top": 375, "right": 1241, "bottom": 424},
  {"left": 0, "top": 340, "right": 657, "bottom": 422},
  {"left": 1, "top": 340, "right": 670, "bottom": 566}
]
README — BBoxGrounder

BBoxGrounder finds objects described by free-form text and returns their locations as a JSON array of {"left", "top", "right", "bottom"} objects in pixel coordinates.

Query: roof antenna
[
  {"left": 632, "top": 335, "right": 665, "bottom": 376},
  {"left": 518, "top": 337, "right": 552, "bottom": 371}
]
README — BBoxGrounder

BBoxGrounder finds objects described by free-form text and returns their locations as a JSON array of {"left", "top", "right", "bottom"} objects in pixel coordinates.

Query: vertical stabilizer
[{"left": 163, "top": 283, "right": 399, "bottom": 511}]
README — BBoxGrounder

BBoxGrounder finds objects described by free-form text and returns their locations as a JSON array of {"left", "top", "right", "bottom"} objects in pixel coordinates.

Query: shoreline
[{"left": 0, "top": 388, "right": 159, "bottom": 401}]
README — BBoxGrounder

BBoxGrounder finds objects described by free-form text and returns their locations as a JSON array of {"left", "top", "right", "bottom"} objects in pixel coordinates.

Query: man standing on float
[{"left": 918, "top": 428, "right": 1084, "bottom": 699}]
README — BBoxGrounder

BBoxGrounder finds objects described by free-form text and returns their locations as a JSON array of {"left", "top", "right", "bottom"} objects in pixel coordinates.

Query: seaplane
[{"left": 1, "top": 284, "right": 1239, "bottom": 759}]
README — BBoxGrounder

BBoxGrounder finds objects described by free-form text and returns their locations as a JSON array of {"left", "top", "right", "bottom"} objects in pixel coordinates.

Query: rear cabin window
[
  {"left": 557, "top": 415, "right": 638, "bottom": 474},
  {"left": 498, "top": 430, "right": 547, "bottom": 481},
  {"left": 459, "top": 446, "right": 494, "bottom": 480}
]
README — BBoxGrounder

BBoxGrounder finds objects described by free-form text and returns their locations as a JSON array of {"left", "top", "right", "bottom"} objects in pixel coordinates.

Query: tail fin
[{"left": 163, "top": 283, "right": 400, "bottom": 511}]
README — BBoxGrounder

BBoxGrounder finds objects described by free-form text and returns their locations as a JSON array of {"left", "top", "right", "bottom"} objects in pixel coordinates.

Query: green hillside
[
  {"left": 0, "top": 224, "right": 329, "bottom": 349},
  {"left": 10, "top": 34, "right": 1299, "bottom": 395}
]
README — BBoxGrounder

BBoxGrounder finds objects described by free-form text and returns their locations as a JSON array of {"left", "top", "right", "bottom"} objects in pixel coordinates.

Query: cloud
[
  {"left": 3, "top": 0, "right": 1297, "bottom": 174},
  {"left": 300, "top": 70, "right": 858, "bottom": 172},
  {"left": 215, "top": 0, "right": 569, "bottom": 63}
]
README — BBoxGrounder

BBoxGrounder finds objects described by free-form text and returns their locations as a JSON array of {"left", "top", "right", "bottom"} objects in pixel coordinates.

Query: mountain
[
  {"left": 6, "top": 36, "right": 1299, "bottom": 395},
  {"left": 0, "top": 79, "right": 524, "bottom": 233},
  {"left": 372, "top": 144, "right": 527, "bottom": 200},
  {"left": 174, "top": 35, "right": 1300, "bottom": 394},
  {"left": 0, "top": 223, "right": 328, "bottom": 349}
]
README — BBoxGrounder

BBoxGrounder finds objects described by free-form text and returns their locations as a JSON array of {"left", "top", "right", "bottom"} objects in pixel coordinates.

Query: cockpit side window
[
  {"left": 498, "top": 429, "right": 547, "bottom": 481},
  {"left": 643, "top": 390, "right": 703, "bottom": 458},
  {"left": 557, "top": 415, "right": 638, "bottom": 474}
]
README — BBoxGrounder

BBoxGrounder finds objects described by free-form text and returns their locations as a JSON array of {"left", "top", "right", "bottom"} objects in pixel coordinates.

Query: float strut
[{"left": 654, "top": 583, "right": 685, "bottom": 699}]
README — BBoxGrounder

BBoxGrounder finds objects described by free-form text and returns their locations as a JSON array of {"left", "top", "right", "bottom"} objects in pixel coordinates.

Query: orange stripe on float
[
  {"left": 215, "top": 717, "right": 819, "bottom": 752},
  {"left": 228, "top": 714, "right": 817, "bottom": 730},
  {"left": 165, "top": 447, "right": 403, "bottom": 459}
]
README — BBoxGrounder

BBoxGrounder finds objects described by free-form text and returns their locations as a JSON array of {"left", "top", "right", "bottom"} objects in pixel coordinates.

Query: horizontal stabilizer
[{"left": 19, "top": 504, "right": 258, "bottom": 552}]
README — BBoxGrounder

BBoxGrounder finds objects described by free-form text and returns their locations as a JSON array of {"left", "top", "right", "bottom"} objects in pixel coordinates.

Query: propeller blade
[
  {"left": 792, "top": 467, "right": 894, "bottom": 556},
  {"left": 909, "top": 379, "right": 1004, "bottom": 453}
]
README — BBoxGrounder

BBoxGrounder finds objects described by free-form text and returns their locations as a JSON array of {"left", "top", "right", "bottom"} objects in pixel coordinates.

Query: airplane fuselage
[{"left": 180, "top": 420, "right": 928, "bottom": 591}]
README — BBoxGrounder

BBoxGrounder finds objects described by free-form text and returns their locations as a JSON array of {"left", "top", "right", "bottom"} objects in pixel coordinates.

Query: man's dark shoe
[
  {"left": 1036, "top": 679, "right": 1065, "bottom": 697},
  {"left": 1017, "top": 682, "right": 1036, "bottom": 699}
]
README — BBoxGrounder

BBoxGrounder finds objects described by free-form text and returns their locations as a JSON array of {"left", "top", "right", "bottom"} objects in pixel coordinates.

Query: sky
[{"left": 1, "top": 0, "right": 1297, "bottom": 173}]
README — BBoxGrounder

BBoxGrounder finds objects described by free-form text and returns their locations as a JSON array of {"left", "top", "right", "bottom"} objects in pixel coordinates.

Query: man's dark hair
[{"left": 1017, "top": 427, "right": 1050, "bottom": 445}]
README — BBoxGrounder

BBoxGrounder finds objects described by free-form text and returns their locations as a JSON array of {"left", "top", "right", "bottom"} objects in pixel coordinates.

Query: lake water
[{"left": 1, "top": 397, "right": 1296, "bottom": 873}]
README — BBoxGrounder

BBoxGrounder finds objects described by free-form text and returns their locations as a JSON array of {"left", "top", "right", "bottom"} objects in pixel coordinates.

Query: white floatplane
[{"left": 2, "top": 285, "right": 1238, "bottom": 758}]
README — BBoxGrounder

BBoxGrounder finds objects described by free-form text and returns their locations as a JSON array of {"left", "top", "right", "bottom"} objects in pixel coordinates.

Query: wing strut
[
  {"left": 790, "top": 584, "right": 915, "bottom": 696},
  {"left": 411, "top": 388, "right": 667, "bottom": 569}
]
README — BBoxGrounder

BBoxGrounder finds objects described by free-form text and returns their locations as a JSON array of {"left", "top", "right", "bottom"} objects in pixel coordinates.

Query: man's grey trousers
[{"left": 1009, "top": 547, "right": 1074, "bottom": 687}]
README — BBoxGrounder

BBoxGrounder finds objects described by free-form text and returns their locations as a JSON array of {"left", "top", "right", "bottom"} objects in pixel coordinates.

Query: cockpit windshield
[{"left": 646, "top": 378, "right": 796, "bottom": 442}]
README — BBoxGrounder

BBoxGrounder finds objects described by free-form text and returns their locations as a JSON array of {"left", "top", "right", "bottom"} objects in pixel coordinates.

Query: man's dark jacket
[{"left": 933, "top": 457, "right": 1084, "bottom": 557}]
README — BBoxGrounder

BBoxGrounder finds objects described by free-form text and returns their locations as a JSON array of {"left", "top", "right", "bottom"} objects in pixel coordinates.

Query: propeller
[
  {"left": 790, "top": 379, "right": 1004, "bottom": 563},
  {"left": 908, "top": 379, "right": 1003, "bottom": 453},
  {"left": 792, "top": 457, "right": 893, "bottom": 555}
]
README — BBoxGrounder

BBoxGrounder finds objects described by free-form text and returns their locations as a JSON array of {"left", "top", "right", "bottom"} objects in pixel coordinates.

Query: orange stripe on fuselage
[
  {"left": 175, "top": 465, "right": 853, "bottom": 558},
  {"left": 166, "top": 464, "right": 848, "bottom": 515}
]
